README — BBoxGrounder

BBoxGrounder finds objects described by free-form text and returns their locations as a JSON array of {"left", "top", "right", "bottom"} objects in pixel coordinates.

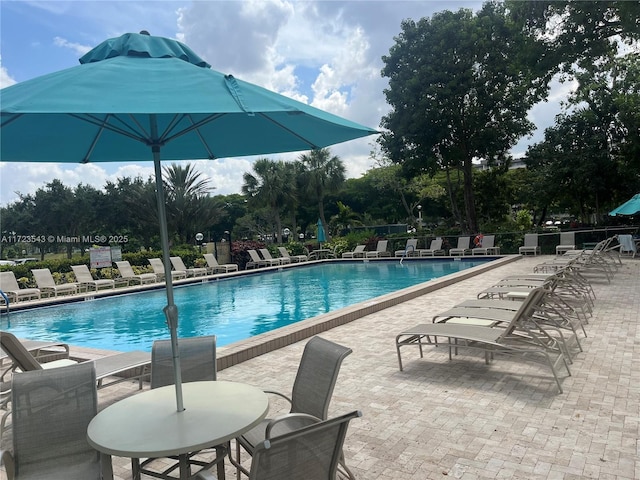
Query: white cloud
[
  {"left": 53, "top": 37, "right": 92, "bottom": 56},
  {"left": 0, "top": 64, "right": 17, "bottom": 89}
]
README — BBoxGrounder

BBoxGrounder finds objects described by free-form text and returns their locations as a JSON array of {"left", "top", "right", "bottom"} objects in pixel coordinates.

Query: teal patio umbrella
[
  {"left": 0, "top": 31, "right": 377, "bottom": 411},
  {"left": 317, "top": 219, "right": 327, "bottom": 247},
  {"left": 609, "top": 194, "right": 640, "bottom": 216}
]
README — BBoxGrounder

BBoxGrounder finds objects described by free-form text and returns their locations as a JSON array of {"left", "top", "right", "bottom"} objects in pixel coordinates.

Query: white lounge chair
[
  {"left": 203, "top": 253, "right": 239, "bottom": 273},
  {"left": 71, "top": 264, "right": 115, "bottom": 291},
  {"left": 149, "top": 258, "right": 187, "bottom": 281},
  {"left": 0, "top": 271, "right": 41, "bottom": 303},
  {"left": 449, "top": 237, "right": 471, "bottom": 256},
  {"left": 31, "top": 268, "right": 79, "bottom": 297},
  {"left": 418, "top": 238, "right": 445, "bottom": 256},
  {"left": 114, "top": 261, "right": 157, "bottom": 285},
  {"left": 277, "top": 246, "right": 308, "bottom": 263},
  {"left": 247, "top": 249, "right": 280, "bottom": 268},
  {"left": 394, "top": 239, "right": 418, "bottom": 257},
  {"left": 472, "top": 235, "right": 500, "bottom": 255},
  {"left": 259, "top": 248, "right": 286, "bottom": 265},
  {"left": 366, "top": 240, "right": 391, "bottom": 258},
  {"left": 170, "top": 256, "right": 207, "bottom": 277},
  {"left": 342, "top": 245, "right": 366, "bottom": 258},
  {"left": 556, "top": 232, "right": 576, "bottom": 255},
  {"left": 519, "top": 233, "right": 541, "bottom": 256}
]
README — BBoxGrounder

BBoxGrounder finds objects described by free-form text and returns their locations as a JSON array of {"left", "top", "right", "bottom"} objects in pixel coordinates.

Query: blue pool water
[{"left": 1, "top": 259, "right": 490, "bottom": 351}]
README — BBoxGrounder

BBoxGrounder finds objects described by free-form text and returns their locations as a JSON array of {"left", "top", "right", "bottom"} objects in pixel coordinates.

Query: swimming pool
[{"left": 1, "top": 259, "right": 491, "bottom": 351}]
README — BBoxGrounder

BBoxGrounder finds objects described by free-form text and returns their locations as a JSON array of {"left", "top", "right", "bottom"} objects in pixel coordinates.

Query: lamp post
[
  {"left": 417, "top": 205, "right": 422, "bottom": 228},
  {"left": 195, "top": 232, "right": 204, "bottom": 253}
]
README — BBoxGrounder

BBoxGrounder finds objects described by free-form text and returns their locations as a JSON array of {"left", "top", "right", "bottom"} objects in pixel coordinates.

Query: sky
[{"left": 0, "top": 0, "right": 572, "bottom": 207}]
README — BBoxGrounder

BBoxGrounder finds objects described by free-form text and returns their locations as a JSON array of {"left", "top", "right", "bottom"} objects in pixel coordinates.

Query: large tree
[
  {"left": 298, "top": 148, "right": 346, "bottom": 241},
  {"left": 380, "top": 2, "right": 550, "bottom": 232}
]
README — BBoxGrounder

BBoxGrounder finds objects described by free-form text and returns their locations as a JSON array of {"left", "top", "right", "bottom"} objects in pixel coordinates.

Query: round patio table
[{"left": 87, "top": 380, "right": 268, "bottom": 480}]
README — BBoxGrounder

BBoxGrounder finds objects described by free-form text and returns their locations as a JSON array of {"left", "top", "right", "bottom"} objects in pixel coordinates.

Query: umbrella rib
[
  {"left": 70, "top": 113, "right": 152, "bottom": 145},
  {"left": 256, "top": 112, "right": 321, "bottom": 150},
  {"left": 159, "top": 113, "right": 224, "bottom": 159}
]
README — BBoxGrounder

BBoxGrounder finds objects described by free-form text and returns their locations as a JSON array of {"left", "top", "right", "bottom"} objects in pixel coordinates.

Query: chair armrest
[
  {"left": 265, "top": 413, "right": 321, "bottom": 439},
  {"left": 263, "top": 389, "right": 293, "bottom": 406},
  {"left": 1, "top": 449, "right": 15, "bottom": 479}
]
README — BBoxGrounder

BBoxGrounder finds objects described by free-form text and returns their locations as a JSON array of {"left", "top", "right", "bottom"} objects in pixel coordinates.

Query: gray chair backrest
[
  {"left": 151, "top": 335, "right": 217, "bottom": 389},
  {"left": 524, "top": 234, "right": 538, "bottom": 246},
  {"left": 11, "top": 362, "right": 101, "bottom": 478},
  {"left": 0, "top": 331, "right": 43, "bottom": 372},
  {"left": 559, "top": 231, "right": 575, "bottom": 245},
  {"left": 31, "top": 268, "right": 56, "bottom": 288},
  {"left": 0, "top": 272, "right": 20, "bottom": 291},
  {"left": 290, "top": 336, "right": 352, "bottom": 420},
  {"left": 249, "top": 410, "right": 361, "bottom": 480}
]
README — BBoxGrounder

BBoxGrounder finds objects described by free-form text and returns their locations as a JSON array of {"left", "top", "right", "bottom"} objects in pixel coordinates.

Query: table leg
[
  {"left": 179, "top": 454, "right": 190, "bottom": 480},
  {"left": 216, "top": 445, "right": 226, "bottom": 480}
]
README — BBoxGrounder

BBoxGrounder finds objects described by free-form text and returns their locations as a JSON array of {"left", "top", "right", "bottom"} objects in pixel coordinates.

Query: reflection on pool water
[{"left": 1, "top": 259, "right": 490, "bottom": 351}]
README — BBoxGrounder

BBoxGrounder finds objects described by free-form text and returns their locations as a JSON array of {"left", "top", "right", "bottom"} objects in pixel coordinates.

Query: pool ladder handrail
[
  {"left": 399, "top": 245, "right": 415, "bottom": 265},
  {"left": 0, "top": 289, "right": 9, "bottom": 314}
]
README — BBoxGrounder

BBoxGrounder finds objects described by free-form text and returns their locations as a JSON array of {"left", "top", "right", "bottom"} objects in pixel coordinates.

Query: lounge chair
[
  {"left": 342, "top": 244, "right": 366, "bottom": 258},
  {"left": 0, "top": 271, "right": 41, "bottom": 303},
  {"left": 247, "top": 249, "right": 280, "bottom": 268},
  {"left": 170, "top": 256, "right": 207, "bottom": 277},
  {"left": 395, "top": 239, "right": 418, "bottom": 257},
  {"left": 0, "top": 331, "right": 150, "bottom": 438},
  {"left": 31, "top": 268, "right": 79, "bottom": 297},
  {"left": 449, "top": 237, "right": 471, "bottom": 256},
  {"left": 259, "top": 248, "right": 287, "bottom": 265},
  {"left": 231, "top": 336, "right": 356, "bottom": 480},
  {"left": 519, "top": 233, "right": 541, "bottom": 256},
  {"left": 133, "top": 335, "right": 223, "bottom": 479},
  {"left": 277, "top": 246, "right": 308, "bottom": 263},
  {"left": 395, "top": 288, "right": 570, "bottom": 393},
  {"left": 114, "top": 261, "right": 157, "bottom": 285},
  {"left": 418, "top": 238, "right": 445, "bottom": 257},
  {"left": 1, "top": 362, "right": 113, "bottom": 480},
  {"left": 555, "top": 231, "right": 576, "bottom": 255},
  {"left": 471, "top": 235, "right": 500, "bottom": 255},
  {"left": 203, "top": 253, "right": 239, "bottom": 273},
  {"left": 71, "top": 264, "right": 115, "bottom": 291},
  {"left": 149, "top": 258, "right": 187, "bottom": 281},
  {"left": 365, "top": 240, "right": 391, "bottom": 258},
  {"left": 199, "top": 410, "right": 362, "bottom": 480}
]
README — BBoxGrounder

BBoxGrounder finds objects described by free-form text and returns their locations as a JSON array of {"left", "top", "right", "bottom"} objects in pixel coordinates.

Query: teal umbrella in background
[
  {"left": 317, "top": 219, "right": 327, "bottom": 247},
  {"left": 609, "top": 194, "right": 640, "bottom": 216},
  {"left": 0, "top": 31, "right": 377, "bottom": 411}
]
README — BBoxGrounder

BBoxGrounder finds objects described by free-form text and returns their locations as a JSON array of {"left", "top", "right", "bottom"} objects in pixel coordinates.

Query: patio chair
[
  {"left": 555, "top": 231, "right": 576, "bottom": 255},
  {"left": 70, "top": 264, "right": 115, "bottom": 291},
  {"left": 0, "top": 272, "right": 41, "bottom": 304},
  {"left": 418, "top": 238, "right": 445, "bottom": 257},
  {"left": 231, "top": 336, "right": 356, "bottom": 480},
  {"left": 204, "top": 253, "right": 239, "bottom": 273},
  {"left": 198, "top": 410, "right": 362, "bottom": 480},
  {"left": 365, "top": 240, "right": 391, "bottom": 258},
  {"left": 0, "top": 362, "right": 113, "bottom": 480},
  {"left": 277, "top": 246, "right": 308, "bottom": 263},
  {"left": 394, "top": 238, "right": 418, "bottom": 257},
  {"left": 31, "top": 268, "right": 79, "bottom": 297},
  {"left": 114, "top": 260, "right": 157, "bottom": 285},
  {"left": 149, "top": 257, "right": 187, "bottom": 281},
  {"left": 519, "top": 233, "right": 541, "bottom": 256},
  {"left": 471, "top": 235, "right": 500, "bottom": 255},
  {"left": 260, "top": 248, "right": 287, "bottom": 265},
  {"left": 616, "top": 234, "right": 637, "bottom": 258},
  {"left": 449, "top": 237, "right": 471, "bottom": 256},
  {"left": 342, "top": 244, "right": 366, "bottom": 258},
  {"left": 170, "top": 256, "right": 208, "bottom": 277},
  {"left": 395, "top": 288, "right": 570, "bottom": 393},
  {"left": 134, "top": 335, "right": 223, "bottom": 479}
]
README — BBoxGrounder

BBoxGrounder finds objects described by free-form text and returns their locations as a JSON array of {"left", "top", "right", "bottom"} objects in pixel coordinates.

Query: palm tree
[
  {"left": 163, "top": 163, "right": 218, "bottom": 244},
  {"left": 298, "top": 148, "right": 346, "bottom": 241},
  {"left": 242, "top": 158, "right": 295, "bottom": 243}
]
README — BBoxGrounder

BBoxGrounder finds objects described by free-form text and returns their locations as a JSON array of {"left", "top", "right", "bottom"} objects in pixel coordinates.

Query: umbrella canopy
[
  {"left": 317, "top": 219, "right": 327, "bottom": 245},
  {"left": 609, "top": 194, "right": 640, "bottom": 216},
  {"left": 0, "top": 32, "right": 377, "bottom": 411}
]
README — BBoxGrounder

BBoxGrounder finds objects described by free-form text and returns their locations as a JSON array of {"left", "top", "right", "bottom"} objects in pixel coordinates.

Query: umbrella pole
[{"left": 153, "top": 145, "right": 185, "bottom": 412}]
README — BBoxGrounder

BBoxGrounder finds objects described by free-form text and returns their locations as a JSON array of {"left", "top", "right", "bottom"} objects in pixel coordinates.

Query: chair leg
[{"left": 338, "top": 452, "right": 357, "bottom": 480}]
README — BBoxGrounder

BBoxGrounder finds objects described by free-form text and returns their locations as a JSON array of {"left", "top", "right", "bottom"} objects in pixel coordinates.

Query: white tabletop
[{"left": 87, "top": 380, "right": 268, "bottom": 458}]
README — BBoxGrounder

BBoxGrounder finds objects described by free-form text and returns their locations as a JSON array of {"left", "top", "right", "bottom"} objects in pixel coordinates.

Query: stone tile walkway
[{"left": 3, "top": 255, "right": 639, "bottom": 479}]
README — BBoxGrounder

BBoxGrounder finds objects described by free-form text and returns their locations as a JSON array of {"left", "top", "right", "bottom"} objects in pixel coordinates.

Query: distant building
[{"left": 474, "top": 157, "right": 527, "bottom": 171}]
